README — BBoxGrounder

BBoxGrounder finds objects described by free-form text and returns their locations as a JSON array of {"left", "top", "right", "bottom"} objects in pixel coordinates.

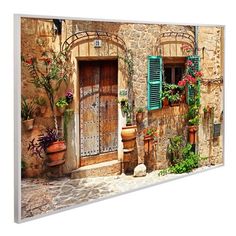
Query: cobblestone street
[{"left": 21, "top": 165, "right": 219, "bottom": 219}]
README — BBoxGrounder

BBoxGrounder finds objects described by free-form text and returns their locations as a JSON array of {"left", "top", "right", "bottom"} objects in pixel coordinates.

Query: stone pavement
[{"left": 21, "top": 165, "right": 217, "bottom": 219}]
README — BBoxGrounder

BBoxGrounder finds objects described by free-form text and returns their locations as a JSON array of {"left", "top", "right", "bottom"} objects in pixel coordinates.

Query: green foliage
[
  {"left": 159, "top": 150, "right": 201, "bottom": 176},
  {"left": 185, "top": 84, "right": 201, "bottom": 125},
  {"left": 136, "top": 107, "right": 144, "bottom": 113},
  {"left": 35, "top": 96, "right": 47, "bottom": 106},
  {"left": 169, "top": 152, "right": 200, "bottom": 174},
  {"left": 56, "top": 97, "right": 68, "bottom": 108},
  {"left": 167, "top": 135, "right": 185, "bottom": 165},
  {"left": 118, "top": 98, "right": 133, "bottom": 125},
  {"left": 161, "top": 83, "right": 181, "bottom": 103},
  {"left": 21, "top": 96, "right": 36, "bottom": 120},
  {"left": 159, "top": 137, "right": 202, "bottom": 176},
  {"left": 23, "top": 49, "right": 73, "bottom": 132}
]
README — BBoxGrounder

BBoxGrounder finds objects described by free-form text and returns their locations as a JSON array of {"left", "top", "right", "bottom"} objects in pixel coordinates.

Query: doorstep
[{"left": 71, "top": 160, "right": 121, "bottom": 179}]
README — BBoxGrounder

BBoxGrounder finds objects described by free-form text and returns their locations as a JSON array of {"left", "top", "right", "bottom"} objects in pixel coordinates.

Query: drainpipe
[{"left": 194, "top": 26, "right": 198, "bottom": 55}]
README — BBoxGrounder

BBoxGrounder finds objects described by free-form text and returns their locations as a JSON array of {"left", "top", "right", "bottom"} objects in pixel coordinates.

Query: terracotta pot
[
  {"left": 46, "top": 141, "right": 67, "bottom": 166},
  {"left": 57, "top": 106, "right": 67, "bottom": 114},
  {"left": 170, "top": 101, "right": 180, "bottom": 107},
  {"left": 22, "top": 119, "right": 34, "bottom": 131},
  {"left": 144, "top": 135, "right": 154, "bottom": 153},
  {"left": 121, "top": 125, "right": 137, "bottom": 149},
  {"left": 136, "top": 112, "right": 144, "bottom": 123},
  {"left": 188, "top": 125, "right": 198, "bottom": 144},
  {"left": 181, "top": 94, "right": 186, "bottom": 103},
  {"left": 162, "top": 97, "right": 169, "bottom": 107}
]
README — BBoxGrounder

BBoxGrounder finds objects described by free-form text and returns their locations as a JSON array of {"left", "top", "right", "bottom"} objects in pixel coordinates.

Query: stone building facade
[{"left": 21, "top": 17, "right": 224, "bottom": 177}]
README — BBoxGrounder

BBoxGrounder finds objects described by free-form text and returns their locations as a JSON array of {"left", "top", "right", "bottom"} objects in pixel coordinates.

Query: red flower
[
  {"left": 25, "top": 59, "right": 33, "bottom": 65},
  {"left": 195, "top": 71, "right": 203, "bottom": 78},
  {"left": 178, "top": 80, "right": 187, "bottom": 87}
]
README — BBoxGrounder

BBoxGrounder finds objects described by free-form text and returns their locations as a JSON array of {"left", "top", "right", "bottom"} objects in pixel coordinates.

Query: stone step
[{"left": 71, "top": 160, "right": 121, "bottom": 179}]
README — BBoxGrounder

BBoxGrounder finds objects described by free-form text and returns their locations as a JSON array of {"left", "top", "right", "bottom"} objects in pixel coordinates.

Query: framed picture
[{"left": 14, "top": 14, "right": 224, "bottom": 222}]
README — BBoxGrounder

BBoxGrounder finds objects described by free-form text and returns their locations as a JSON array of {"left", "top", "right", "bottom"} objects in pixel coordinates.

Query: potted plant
[
  {"left": 185, "top": 89, "right": 200, "bottom": 144},
  {"left": 136, "top": 107, "right": 144, "bottom": 123},
  {"left": 23, "top": 48, "right": 73, "bottom": 167},
  {"left": 203, "top": 105, "right": 212, "bottom": 119},
  {"left": 143, "top": 126, "right": 158, "bottom": 153},
  {"left": 119, "top": 99, "right": 137, "bottom": 150},
  {"left": 28, "top": 128, "right": 66, "bottom": 166},
  {"left": 56, "top": 97, "right": 69, "bottom": 113},
  {"left": 161, "top": 83, "right": 171, "bottom": 107},
  {"left": 35, "top": 96, "right": 47, "bottom": 114},
  {"left": 168, "top": 84, "right": 181, "bottom": 106},
  {"left": 21, "top": 96, "right": 36, "bottom": 131}
]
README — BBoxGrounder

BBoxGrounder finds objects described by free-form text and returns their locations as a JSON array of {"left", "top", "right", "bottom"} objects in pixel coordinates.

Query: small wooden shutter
[
  {"left": 186, "top": 55, "right": 200, "bottom": 105},
  {"left": 147, "top": 56, "right": 162, "bottom": 110}
]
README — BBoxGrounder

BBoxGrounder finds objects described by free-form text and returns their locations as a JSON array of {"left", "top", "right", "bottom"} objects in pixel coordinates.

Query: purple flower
[{"left": 65, "top": 90, "right": 73, "bottom": 103}]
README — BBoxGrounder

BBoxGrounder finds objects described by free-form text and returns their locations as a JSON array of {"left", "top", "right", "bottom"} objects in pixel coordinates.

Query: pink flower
[{"left": 186, "top": 60, "right": 193, "bottom": 66}]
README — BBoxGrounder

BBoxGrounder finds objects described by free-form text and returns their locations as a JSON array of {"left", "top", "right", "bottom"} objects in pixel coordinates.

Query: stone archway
[{"left": 61, "top": 31, "right": 130, "bottom": 177}]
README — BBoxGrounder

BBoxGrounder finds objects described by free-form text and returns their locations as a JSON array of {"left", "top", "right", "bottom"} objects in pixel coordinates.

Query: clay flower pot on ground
[
  {"left": 28, "top": 128, "right": 67, "bottom": 167},
  {"left": 121, "top": 125, "right": 137, "bottom": 149},
  {"left": 46, "top": 141, "right": 67, "bottom": 166},
  {"left": 188, "top": 125, "right": 198, "bottom": 144}
]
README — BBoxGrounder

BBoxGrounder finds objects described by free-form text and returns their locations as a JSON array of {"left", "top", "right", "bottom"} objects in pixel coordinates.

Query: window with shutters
[
  {"left": 147, "top": 56, "right": 162, "bottom": 111},
  {"left": 147, "top": 55, "right": 200, "bottom": 110}
]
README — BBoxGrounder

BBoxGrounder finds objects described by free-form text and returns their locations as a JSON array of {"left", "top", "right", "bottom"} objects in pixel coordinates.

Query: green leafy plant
[
  {"left": 118, "top": 98, "right": 133, "bottom": 125},
  {"left": 22, "top": 48, "right": 73, "bottom": 134},
  {"left": 56, "top": 97, "right": 68, "bottom": 108},
  {"left": 136, "top": 107, "right": 144, "bottom": 113},
  {"left": 143, "top": 126, "right": 158, "bottom": 140},
  {"left": 21, "top": 96, "right": 36, "bottom": 121},
  {"left": 167, "top": 135, "right": 186, "bottom": 165},
  {"left": 159, "top": 142, "right": 202, "bottom": 176},
  {"left": 35, "top": 96, "right": 47, "bottom": 106},
  {"left": 161, "top": 83, "right": 181, "bottom": 103},
  {"left": 185, "top": 87, "right": 201, "bottom": 125}
]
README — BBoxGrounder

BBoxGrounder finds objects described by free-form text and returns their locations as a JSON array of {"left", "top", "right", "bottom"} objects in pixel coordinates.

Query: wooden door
[
  {"left": 99, "top": 61, "right": 118, "bottom": 153},
  {"left": 79, "top": 60, "right": 118, "bottom": 159}
]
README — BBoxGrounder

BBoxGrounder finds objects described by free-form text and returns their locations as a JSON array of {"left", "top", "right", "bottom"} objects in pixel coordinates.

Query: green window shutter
[
  {"left": 147, "top": 56, "right": 162, "bottom": 110},
  {"left": 186, "top": 55, "right": 200, "bottom": 105}
]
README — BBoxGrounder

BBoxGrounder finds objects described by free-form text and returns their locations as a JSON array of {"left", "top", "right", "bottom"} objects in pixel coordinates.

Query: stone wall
[{"left": 197, "top": 26, "right": 224, "bottom": 165}]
